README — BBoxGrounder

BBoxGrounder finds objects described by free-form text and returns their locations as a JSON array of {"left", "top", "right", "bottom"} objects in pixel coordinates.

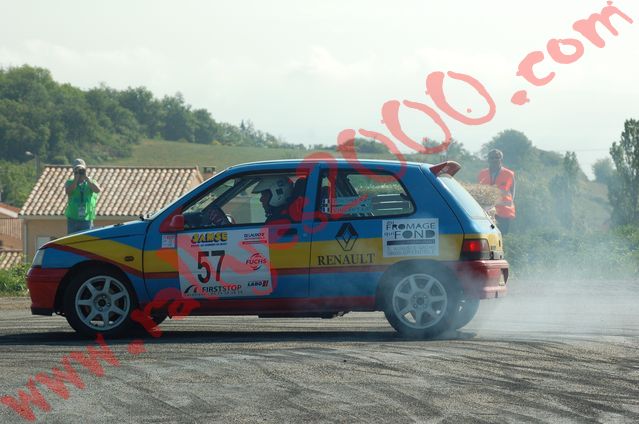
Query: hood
[{"left": 48, "top": 219, "right": 149, "bottom": 246}]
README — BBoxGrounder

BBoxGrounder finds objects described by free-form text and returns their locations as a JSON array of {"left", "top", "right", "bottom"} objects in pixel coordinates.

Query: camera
[{"left": 76, "top": 168, "right": 86, "bottom": 176}]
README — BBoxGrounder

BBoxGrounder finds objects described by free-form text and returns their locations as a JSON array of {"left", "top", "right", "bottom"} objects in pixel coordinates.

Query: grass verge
[{"left": 0, "top": 263, "right": 29, "bottom": 296}]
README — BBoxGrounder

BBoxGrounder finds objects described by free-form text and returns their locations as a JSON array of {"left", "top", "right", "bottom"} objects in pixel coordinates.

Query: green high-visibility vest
[{"left": 64, "top": 179, "right": 99, "bottom": 221}]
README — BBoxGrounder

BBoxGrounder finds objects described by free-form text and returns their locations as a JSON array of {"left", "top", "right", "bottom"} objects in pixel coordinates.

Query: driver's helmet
[{"left": 252, "top": 176, "right": 293, "bottom": 207}]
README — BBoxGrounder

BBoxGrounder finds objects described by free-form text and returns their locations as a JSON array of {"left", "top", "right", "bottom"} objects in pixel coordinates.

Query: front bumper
[
  {"left": 450, "top": 259, "right": 509, "bottom": 299},
  {"left": 27, "top": 267, "right": 68, "bottom": 315}
]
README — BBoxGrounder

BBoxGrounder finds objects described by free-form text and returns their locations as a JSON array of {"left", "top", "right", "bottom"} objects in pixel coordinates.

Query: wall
[{"left": 0, "top": 218, "right": 22, "bottom": 250}]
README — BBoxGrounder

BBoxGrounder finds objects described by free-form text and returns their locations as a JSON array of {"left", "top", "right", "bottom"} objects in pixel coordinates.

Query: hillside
[{"left": 107, "top": 139, "right": 392, "bottom": 170}]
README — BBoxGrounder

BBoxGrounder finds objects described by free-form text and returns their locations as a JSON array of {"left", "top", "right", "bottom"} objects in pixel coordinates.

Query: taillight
[{"left": 461, "top": 238, "right": 491, "bottom": 260}]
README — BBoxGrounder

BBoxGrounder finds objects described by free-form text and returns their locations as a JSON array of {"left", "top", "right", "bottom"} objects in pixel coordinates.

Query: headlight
[{"left": 32, "top": 249, "right": 45, "bottom": 268}]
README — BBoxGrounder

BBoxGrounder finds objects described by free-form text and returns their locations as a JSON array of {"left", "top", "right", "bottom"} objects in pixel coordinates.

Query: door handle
[{"left": 277, "top": 228, "right": 298, "bottom": 237}]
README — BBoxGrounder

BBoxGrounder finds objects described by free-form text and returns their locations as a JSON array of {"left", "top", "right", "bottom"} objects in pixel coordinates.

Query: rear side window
[
  {"left": 318, "top": 169, "right": 414, "bottom": 219},
  {"left": 439, "top": 175, "right": 488, "bottom": 220}
]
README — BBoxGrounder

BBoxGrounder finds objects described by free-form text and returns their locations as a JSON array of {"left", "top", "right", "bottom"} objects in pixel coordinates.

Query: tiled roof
[
  {"left": 20, "top": 166, "right": 202, "bottom": 217},
  {"left": 0, "top": 203, "right": 20, "bottom": 218},
  {"left": 0, "top": 250, "right": 23, "bottom": 270}
]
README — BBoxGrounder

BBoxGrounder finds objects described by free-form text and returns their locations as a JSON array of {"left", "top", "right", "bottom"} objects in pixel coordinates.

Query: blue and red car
[{"left": 27, "top": 159, "right": 508, "bottom": 338}]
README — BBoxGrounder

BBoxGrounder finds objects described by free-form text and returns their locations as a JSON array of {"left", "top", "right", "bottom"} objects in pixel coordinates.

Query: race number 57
[{"left": 197, "top": 250, "right": 225, "bottom": 283}]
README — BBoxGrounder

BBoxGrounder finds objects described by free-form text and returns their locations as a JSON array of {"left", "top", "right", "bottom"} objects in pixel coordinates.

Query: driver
[{"left": 252, "top": 176, "right": 294, "bottom": 223}]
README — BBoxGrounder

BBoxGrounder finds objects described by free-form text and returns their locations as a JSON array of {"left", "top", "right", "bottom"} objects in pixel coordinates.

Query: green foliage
[
  {"left": 608, "top": 119, "right": 639, "bottom": 226},
  {"left": 350, "top": 138, "right": 389, "bottom": 154},
  {"left": 0, "top": 263, "right": 29, "bottom": 295},
  {"left": 509, "top": 172, "right": 560, "bottom": 233},
  {"left": 117, "top": 86, "right": 163, "bottom": 138},
  {"left": 160, "top": 93, "right": 194, "bottom": 142},
  {"left": 0, "top": 161, "right": 36, "bottom": 205},
  {"left": 0, "top": 64, "right": 306, "bottom": 163},
  {"left": 0, "top": 66, "right": 140, "bottom": 166},
  {"left": 550, "top": 152, "right": 580, "bottom": 230},
  {"left": 192, "top": 109, "right": 217, "bottom": 144},
  {"left": 504, "top": 228, "right": 639, "bottom": 280},
  {"left": 476, "top": 129, "right": 602, "bottom": 233},
  {"left": 0, "top": 65, "right": 310, "bottom": 207},
  {"left": 537, "top": 150, "right": 564, "bottom": 168},
  {"left": 481, "top": 129, "right": 535, "bottom": 170},
  {"left": 592, "top": 157, "right": 614, "bottom": 185}
]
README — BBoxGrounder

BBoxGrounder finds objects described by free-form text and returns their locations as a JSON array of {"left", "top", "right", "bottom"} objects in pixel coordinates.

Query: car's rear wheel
[
  {"left": 64, "top": 269, "right": 135, "bottom": 338},
  {"left": 454, "top": 296, "right": 480, "bottom": 329},
  {"left": 383, "top": 266, "right": 459, "bottom": 339}
]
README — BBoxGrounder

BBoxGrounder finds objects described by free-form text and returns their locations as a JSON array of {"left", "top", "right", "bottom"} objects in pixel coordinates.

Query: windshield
[
  {"left": 438, "top": 174, "right": 489, "bottom": 220},
  {"left": 146, "top": 179, "right": 207, "bottom": 220}
]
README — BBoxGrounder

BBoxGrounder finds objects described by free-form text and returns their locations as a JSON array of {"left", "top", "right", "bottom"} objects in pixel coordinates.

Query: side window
[
  {"left": 36, "top": 236, "right": 54, "bottom": 249},
  {"left": 317, "top": 169, "right": 414, "bottom": 220},
  {"left": 182, "top": 171, "right": 307, "bottom": 229}
]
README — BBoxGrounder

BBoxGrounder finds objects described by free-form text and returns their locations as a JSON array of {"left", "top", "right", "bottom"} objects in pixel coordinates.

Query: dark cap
[{"left": 72, "top": 158, "right": 86, "bottom": 170}]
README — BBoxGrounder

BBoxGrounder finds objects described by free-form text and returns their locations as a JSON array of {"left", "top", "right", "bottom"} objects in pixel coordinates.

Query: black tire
[
  {"left": 64, "top": 267, "right": 136, "bottom": 338},
  {"left": 382, "top": 264, "right": 460, "bottom": 339},
  {"left": 453, "top": 296, "right": 480, "bottom": 330},
  {"left": 129, "top": 311, "right": 168, "bottom": 337},
  {"left": 150, "top": 313, "right": 168, "bottom": 326}
]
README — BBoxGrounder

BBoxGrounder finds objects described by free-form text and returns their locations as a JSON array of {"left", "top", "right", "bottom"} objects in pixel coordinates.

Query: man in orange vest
[{"left": 477, "top": 149, "right": 516, "bottom": 233}]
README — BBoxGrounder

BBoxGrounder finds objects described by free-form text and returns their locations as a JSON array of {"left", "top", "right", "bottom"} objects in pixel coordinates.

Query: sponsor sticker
[
  {"left": 382, "top": 219, "right": 439, "bottom": 257},
  {"left": 246, "top": 252, "right": 267, "bottom": 270},
  {"left": 161, "top": 234, "right": 176, "bottom": 249},
  {"left": 177, "top": 229, "right": 272, "bottom": 298}
]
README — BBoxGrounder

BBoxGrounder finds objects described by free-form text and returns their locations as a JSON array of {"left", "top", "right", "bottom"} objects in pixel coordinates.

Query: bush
[
  {"left": 0, "top": 263, "right": 29, "bottom": 295},
  {"left": 503, "top": 228, "right": 639, "bottom": 280}
]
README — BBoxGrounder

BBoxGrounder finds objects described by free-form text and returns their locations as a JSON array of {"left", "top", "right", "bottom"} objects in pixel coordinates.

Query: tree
[
  {"left": 118, "top": 87, "right": 163, "bottom": 138},
  {"left": 160, "top": 93, "right": 194, "bottom": 142},
  {"left": 592, "top": 157, "right": 614, "bottom": 185},
  {"left": 192, "top": 109, "right": 217, "bottom": 144},
  {"left": 352, "top": 137, "right": 388, "bottom": 154},
  {"left": 608, "top": 119, "right": 639, "bottom": 225},
  {"left": 550, "top": 152, "right": 580, "bottom": 229},
  {"left": 0, "top": 161, "right": 36, "bottom": 206},
  {"left": 86, "top": 86, "right": 141, "bottom": 146},
  {"left": 509, "top": 172, "right": 560, "bottom": 233},
  {"left": 481, "top": 129, "right": 535, "bottom": 171}
]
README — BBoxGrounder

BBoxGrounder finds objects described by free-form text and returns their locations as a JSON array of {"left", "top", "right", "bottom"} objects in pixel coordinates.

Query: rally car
[{"left": 27, "top": 159, "right": 508, "bottom": 339}]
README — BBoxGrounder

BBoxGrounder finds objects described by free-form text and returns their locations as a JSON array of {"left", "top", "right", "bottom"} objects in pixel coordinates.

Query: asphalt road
[{"left": 1, "top": 278, "right": 638, "bottom": 423}]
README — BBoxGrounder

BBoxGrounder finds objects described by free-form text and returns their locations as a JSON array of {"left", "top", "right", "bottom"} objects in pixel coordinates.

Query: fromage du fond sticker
[{"left": 383, "top": 219, "right": 439, "bottom": 257}]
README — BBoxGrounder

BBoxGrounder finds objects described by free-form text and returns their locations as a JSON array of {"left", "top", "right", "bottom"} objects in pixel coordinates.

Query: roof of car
[{"left": 226, "top": 158, "right": 428, "bottom": 172}]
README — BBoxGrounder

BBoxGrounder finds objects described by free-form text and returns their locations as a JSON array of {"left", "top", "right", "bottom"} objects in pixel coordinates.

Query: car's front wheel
[
  {"left": 64, "top": 268, "right": 135, "bottom": 338},
  {"left": 383, "top": 266, "right": 459, "bottom": 339}
]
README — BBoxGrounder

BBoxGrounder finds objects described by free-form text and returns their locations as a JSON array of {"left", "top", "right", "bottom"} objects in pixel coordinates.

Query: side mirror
[{"left": 169, "top": 214, "right": 185, "bottom": 231}]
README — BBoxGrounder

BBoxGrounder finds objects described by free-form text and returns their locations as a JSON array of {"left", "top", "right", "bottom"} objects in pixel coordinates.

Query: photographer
[{"left": 64, "top": 158, "right": 101, "bottom": 234}]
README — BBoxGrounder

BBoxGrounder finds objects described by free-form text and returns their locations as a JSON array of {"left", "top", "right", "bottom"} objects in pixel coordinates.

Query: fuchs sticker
[
  {"left": 382, "top": 219, "right": 439, "bottom": 257},
  {"left": 246, "top": 252, "right": 267, "bottom": 270}
]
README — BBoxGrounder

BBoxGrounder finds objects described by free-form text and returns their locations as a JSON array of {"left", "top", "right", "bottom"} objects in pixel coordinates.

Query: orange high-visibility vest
[{"left": 478, "top": 167, "right": 516, "bottom": 219}]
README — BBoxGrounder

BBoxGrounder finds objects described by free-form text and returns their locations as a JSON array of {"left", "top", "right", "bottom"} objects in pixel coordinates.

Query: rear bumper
[
  {"left": 449, "top": 259, "right": 509, "bottom": 299},
  {"left": 27, "top": 267, "right": 68, "bottom": 315}
]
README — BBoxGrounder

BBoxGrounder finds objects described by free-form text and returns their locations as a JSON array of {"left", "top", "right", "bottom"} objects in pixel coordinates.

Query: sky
[{"left": 1, "top": 0, "right": 638, "bottom": 178}]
